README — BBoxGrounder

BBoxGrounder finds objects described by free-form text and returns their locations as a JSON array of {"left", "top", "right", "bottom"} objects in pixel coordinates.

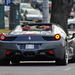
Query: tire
[
  {"left": 56, "top": 47, "right": 68, "bottom": 65},
  {"left": 0, "top": 60, "right": 10, "bottom": 65}
]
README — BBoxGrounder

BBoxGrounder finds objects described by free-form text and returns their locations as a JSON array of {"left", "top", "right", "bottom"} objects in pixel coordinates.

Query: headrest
[{"left": 22, "top": 27, "right": 29, "bottom": 31}]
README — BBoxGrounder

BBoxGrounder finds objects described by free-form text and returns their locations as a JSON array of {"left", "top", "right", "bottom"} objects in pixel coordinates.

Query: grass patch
[{"left": 0, "top": 29, "right": 11, "bottom": 34}]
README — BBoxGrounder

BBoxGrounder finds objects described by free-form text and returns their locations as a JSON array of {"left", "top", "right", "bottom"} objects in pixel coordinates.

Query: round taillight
[
  {"left": 0, "top": 34, "right": 6, "bottom": 40},
  {"left": 54, "top": 34, "right": 61, "bottom": 40}
]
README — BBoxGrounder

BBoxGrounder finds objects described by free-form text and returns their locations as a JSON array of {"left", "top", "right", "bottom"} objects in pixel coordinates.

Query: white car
[
  {"left": 24, "top": 9, "right": 43, "bottom": 22},
  {"left": 68, "top": 16, "right": 75, "bottom": 29},
  {"left": 20, "top": 3, "right": 33, "bottom": 10}
]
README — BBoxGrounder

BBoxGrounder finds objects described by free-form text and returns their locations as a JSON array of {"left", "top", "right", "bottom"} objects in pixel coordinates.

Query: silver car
[
  {"left": 0, "top": 23, "right": 74, "bottom": 65},
  {"left": 68, "top": 16, "right": 75, "bottom": 29},
  {"left": 23, "top": 9, "right": 43, "bottom": 22}
]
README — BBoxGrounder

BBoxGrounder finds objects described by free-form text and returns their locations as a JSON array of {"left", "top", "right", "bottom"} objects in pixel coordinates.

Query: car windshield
[
  {"left": 20, "top": 4, "right": 31, "bottom": 9},
  {"left": 27, "top": 10, "right": 41, "bottom": 15}
]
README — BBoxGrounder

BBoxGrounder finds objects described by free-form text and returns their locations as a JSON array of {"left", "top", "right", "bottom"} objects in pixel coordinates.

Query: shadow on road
[
  {"left": 7, "top": 61, "right": 65, "bottom": 66},
  {"left": 0, "top": 61, "right": 73, "bottom": 66}
]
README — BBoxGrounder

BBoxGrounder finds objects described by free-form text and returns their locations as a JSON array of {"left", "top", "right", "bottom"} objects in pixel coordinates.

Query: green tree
[{"left": 50, "top": 0, "right": 73, "bottom": 35}]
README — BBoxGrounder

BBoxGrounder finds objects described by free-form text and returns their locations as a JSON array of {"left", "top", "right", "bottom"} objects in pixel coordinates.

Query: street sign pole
[
  {"left": 42, "top": 0, "right": 49, "bottom": 23},
  {"left": 5, "top": 0, "right": 12, "bottom": 23}
]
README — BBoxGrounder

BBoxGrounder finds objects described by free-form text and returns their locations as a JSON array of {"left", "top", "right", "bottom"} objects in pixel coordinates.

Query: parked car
[
  {"left": 31, "top": 0, "right": 37, "bottom": 8},
  {"left": 68, "top": 16, "right": 75, "bottom": 29},
  {"left": 0, "top": 23, "right": 75, "bottom": 65},
  {"left": 23, "top": 9, "right": 43, "bottom": 22},
  {"left": 20, "top": 3, "right": 33, "bottom": 10},
  {"left": 36, "top": 0, "right": 43, "bottom": 9},
  {"left": 31, "top": 0, "right": 52, "bottom": 12}
]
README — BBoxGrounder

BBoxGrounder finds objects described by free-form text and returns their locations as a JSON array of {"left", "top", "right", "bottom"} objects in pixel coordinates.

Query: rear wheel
[{"left": 56, "top": 47, "right": 68, "bottom": 65}]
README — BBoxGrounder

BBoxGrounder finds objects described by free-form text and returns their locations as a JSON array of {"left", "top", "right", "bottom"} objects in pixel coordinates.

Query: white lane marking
[{"left": 65, "top": 68, "right": 71, "bottom": 71}]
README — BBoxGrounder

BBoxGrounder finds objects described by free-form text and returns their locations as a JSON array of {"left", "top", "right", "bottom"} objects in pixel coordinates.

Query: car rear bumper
[
  {"left": 0, "top": 40, "right": 65, "bottom": 61},
  {"left": 2, "top": 49, "right": 64, "bottom": 61}
]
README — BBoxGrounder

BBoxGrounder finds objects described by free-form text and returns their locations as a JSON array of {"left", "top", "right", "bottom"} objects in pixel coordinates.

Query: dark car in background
[
  {"left": 35, "top": 0, "right": 43, "bottom": 10},
  {"left": 20, "top": 3, "right": 33, "bottom": 10},
  {"left": 0, "top": 23, "right": 75, "bottom": 65},
  {"left": 31, "top": 0, "right": 37, "bottom": 8},
  {"left": 37, "top": 0, "right": 52, "bottom": 12},
  {"left": 31, "top": 0, "right": 52, "bottom": 12}
]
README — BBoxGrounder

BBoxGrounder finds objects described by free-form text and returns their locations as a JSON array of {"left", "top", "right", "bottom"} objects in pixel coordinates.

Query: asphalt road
[{"left": 0, "top": 61, "right": 75, "bottom": 75}]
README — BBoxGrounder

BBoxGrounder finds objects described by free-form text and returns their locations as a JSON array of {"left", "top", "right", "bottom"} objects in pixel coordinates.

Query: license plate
[
  {"left": 25, "top": 44, "right": 34, "bottom": 49},
  {"left": 33, "top": 19, "right": 38, "bottom": 21}
]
